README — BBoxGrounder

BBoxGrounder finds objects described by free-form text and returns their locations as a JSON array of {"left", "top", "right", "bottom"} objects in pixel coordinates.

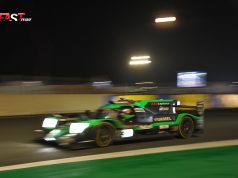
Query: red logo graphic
[{"left": 0, "top": 13, "right": 32, "bottom": 22}]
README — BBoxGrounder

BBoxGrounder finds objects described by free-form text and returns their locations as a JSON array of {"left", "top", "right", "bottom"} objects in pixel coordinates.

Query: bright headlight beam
[
  {"left": 42, "top": 118, "right": 58, "bottom": 128},
  {"left": 129, "top": 60, "right": 151, "bottom": 65},
  {"left": 155, "top": 17, "right": 176, "bottom": 23},
  {"left": 69, "top": 123, "right": 90, "bottom": 134}
]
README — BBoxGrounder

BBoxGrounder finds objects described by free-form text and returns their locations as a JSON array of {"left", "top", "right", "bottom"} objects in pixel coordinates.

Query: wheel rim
[
  {"left": 97, "top": 126, "right": 112, "bottom": 146},
  {"left": 180, "top": 119, "right": 193, "bottom": 137}
]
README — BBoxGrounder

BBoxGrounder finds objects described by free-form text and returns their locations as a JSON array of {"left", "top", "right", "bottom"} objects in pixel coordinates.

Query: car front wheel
[{"left": 95, "top": 122, "right": 115, "bottom": 147}]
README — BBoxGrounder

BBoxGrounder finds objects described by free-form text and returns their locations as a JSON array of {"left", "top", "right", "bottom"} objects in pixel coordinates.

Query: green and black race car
[{"left": 41, "top": 98, "right": 204, "bottom": 148}]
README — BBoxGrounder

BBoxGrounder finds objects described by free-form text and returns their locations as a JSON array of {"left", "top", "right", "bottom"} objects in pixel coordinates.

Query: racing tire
[
  {"left": 177, "top": 116, "right": 194, "bottom": 139},
  {"left": 95, "top": 122, "right": 115, "bottom": 147}
]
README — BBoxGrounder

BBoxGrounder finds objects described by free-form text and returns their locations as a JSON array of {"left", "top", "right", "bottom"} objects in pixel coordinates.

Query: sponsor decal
[
  {"left": 154, "top": 117, "right": 172, "bottom": 122},
  {"left": 150, "top": 102, "right": 170, "bottom": 106},
  {"left": 139, "top": 125, "right": 151, "bottom": 129},
  {"left": 159, "top": 125, "right": 169, "bottom": 129},
  {"left": 159, "top": 107, "right": 170, "bottom": 111}
]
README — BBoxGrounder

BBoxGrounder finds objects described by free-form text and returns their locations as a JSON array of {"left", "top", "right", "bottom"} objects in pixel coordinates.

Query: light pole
[{"left": 126, "top": 16, "right": 176, "bottom": 85}]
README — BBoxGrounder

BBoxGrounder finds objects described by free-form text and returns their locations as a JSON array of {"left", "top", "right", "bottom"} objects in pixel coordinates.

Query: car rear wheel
[
  {"left": 95, "top": 122, "right": 115, "bottom": 147},
  {"left": 178, "top": 117, "right": 194, "bottom": 138}
]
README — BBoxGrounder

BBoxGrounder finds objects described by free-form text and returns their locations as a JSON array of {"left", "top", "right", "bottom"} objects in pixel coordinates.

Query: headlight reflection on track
[{"left": 37, "top": 147, "right": 58, "bottom": 153}]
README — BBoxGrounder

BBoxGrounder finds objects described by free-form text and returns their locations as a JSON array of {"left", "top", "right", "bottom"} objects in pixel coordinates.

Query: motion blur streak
[{"left": 1, "top": 93, "right": 238, "bottom": 116}]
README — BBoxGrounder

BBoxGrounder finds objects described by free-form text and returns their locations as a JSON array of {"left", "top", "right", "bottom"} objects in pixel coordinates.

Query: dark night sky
[{"left": 0, "top": 0, "right": 238, "bottom": 85}]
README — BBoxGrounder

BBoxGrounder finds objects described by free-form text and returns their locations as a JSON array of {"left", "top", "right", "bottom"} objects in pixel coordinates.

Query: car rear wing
[
  {"left": 196, "top": 101, "right": 205, "bottom": 116},
  {"left": 175, "top": 101, "right": 204, "bottom": 116}
]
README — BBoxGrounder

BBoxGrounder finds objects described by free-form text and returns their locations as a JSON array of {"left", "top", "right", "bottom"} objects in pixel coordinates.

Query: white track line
[{"left": 1, "top": 139, "right": 238, "bottom": 172}]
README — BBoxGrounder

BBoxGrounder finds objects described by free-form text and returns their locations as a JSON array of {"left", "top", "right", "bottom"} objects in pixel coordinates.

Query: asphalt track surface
[
  {"left": 1, "top": 146, "right": 238, "bottom": 178},
  {"left": 0, "top": 109, "right": 238, "bottom": 167}
]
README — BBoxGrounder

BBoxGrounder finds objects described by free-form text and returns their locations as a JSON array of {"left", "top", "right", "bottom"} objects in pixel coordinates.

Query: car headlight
[
  {"left": 69, "top": 123, "right": 90, "bottom": 134},
  {"left": 49, "top": 129, "right": 61, "bottom": 134},
  {"left": 42, "top": 118, "right": 58, "bottom": 128}
]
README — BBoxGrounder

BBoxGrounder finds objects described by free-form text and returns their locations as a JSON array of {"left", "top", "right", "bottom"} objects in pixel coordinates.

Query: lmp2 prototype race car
[{"left": 40, "top": 98, "right": 204, "bottom": 148}]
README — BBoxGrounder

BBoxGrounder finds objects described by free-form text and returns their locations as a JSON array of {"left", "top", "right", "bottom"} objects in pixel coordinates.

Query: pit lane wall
[
  {"left": 0, "top": 94, "right": 237, "bottom": 116},
  {"left": 0, "top": 94, "right": 110, "bottom": 116}
]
